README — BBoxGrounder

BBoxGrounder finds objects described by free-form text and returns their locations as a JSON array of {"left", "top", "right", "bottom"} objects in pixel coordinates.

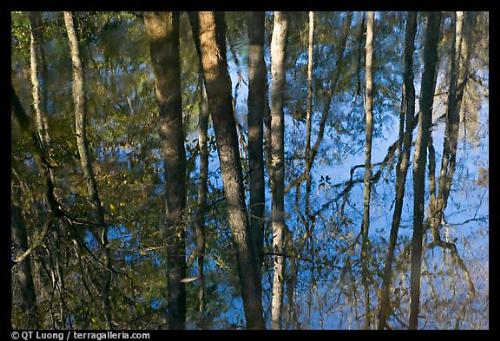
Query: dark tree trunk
[
  {"left": 189, "top": 11, "right": 266, "bottom": 330},
  {"left": 304, "top": 11, "right": 315, "bottom": 223},
  {"left": 11, "top": 203, "right": 38, "bottom": 329},
  {"left": 264, "top": 69, "right": 273, "bottom": 193},
  {"left": 247, "top": 11, "right": 266, "bottom": 269},
  {"left": 355, "top": 13, "right": 366, "bottom": 101},
  {"left": 408, "top": 11, "right": 442, "bottom": 330},
  {"left": 64, "top": 11, "right": 113, "bottom": 329},
  {"left": 144, "top": 11, "right": 187, "bottom": 330},
  {"left": 195, "top": 79, "right": 209, "bottom": 327},
  {"left": 377, "top": 11, "right": 417, "bottom": 330}
]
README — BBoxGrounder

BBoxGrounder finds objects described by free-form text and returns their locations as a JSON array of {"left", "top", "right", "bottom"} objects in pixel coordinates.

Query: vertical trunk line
[
  {"left": 64, "top": 11, "right": 113, "bottom": 329},
  {"left": 270, "top": 11, "right": 288, "bottom": 330},
  {"left": 361, "top": 11, "right": 374, "bottom": 330},
  {"left": 247, "top": 11, "right": 266, "bottom": 269},
  {"left": 196, "top": 77, "right": 209, "bottom": 327},
  {"left": 191, "top": 11, "right": 265, "bottom": 329},
  {"left": 408, "top": 11, "right": 442, "bottom": 330},
  {"left": 144, "top": 11, "right": 187, "bottom": 330},
  {"left": 377, "top": 11, "right": 417, "bottom": 330},
  {"left": 432, "top": 12, "right": 466, "bottom": 241},
  {"left": 304, "top": 11, "right": 315, "bottom": 222}
]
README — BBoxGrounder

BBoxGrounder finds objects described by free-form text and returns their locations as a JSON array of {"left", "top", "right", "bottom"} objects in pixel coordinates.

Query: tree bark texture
[
  {"left": 361, "top": 11, "right": 374, "bottom": 330},
  {"left": 247, "top": 11, "right": 266, "bottom": 269},
  {"left": 270, "top": 11, "right": 288, "bottom": 331},
  {"left": 190, "top": 11, "right": 266, "bottom": 330},
  {"left": 29, "top": 12, "right": 51, "bottom": 150},
  {"left": 144, "top": 11, "right": 187, "bottom": 330}
]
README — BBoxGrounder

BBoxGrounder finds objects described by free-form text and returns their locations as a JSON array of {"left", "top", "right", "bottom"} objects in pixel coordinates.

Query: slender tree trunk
[
  {"left": 28, "top": 12, "right": 54, "bottom": 325},
  {"left": 285, "top": 232, "right": 298, "bottom": 329},
  {"left": 283, "top": 12, "right": 314, "bottom": 330},
  {"left": 11, "top": 203, "right": 38, "bottom": 329},
  {"left": 310, "top": 12, "right": 352, "bottom": 165},
  {"left": 360, "top": 11, "right": 374, "bottom": 330},
  {"left": 302, "top": 12, "right": 316, "bottom": 267},
  {"left": 247, "top": 12, "right": 266, "bottom": 269},
  {"left": 144, "top": 12, "right": 187, "bottom": 330},
  {"left": 408, "top": 11, "right": 442, "bottom": 330},
  {"left": 424, "top": 13, "right": 475, "bottom": 301},
  {"left": 285, "top": 12, "right": 352, "bottom": 194},
  {"left": 304, "top": 11, "right": 315, "bottom": 224},
  {"left": 377, "top": 12, "right": 417, "bottom": 330},
  {"left": 285, "top": 12, "right": 353, "bottom": 330},
  {"left": 195, "top": 79, "right": 209, "bottom": 328},
  {"left": 64, "top": 12, "right": 113, "bottom": 329},
  {"left": 270, "top": 11, "right": 288, "bottom": 330},
  {"left": 431, "top": 12, "right": 467, "bottom": 241},
  {"left": 264, "top": 69, "right": 273, "bottom": 192},
  {"left": 29, "top": 12, "right": 51, "bottom": 151},
  {"left": 355, "top": 13, "right": 366, "bottom": 101},
  {"left": 189, "top": 11, "right": 266, "bottom": 330}
]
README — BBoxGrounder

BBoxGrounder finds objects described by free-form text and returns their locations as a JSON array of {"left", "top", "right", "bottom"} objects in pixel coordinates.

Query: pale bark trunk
[
  {"left": 425, "top": 12, "right": 475, "bottom": 300},
  {"left": 446, "top": 13, "right": 470, "bottom": 195},
  {"left": 361, "top": 11, "right": 374, "bottom": 330},
  {"left": 270, "top": 11, "right": 288, "bottom": 330},
  {"left": 64, "top": 12, "right": 113, "bottom": 329},
  {"left": 29, "top": 12, "right": 51, "bottom": 150},
  {"left": 408, "top": 11, "right": 442, "bottom": 330},
  {"left": 377, "top": 11, "right": 417, "bottom": 330},
  {"left": 28, "top": 12, "right": 53, "bottom": 325},
  {"left": 190, "top": 11, "right": 265, "bottom": 329},
  {"left": 144, "top": 11, "right": 187, "bottom": 330},
  {"left": 247, "top": 12, "right": 266, "bottom": 268},
  {"left": 285, "top": 12, "right": 352, "bottom": 194},
  {"left": 286, "top": 12, "right": 353, "bottom": 329},
  {"left": 431, "top": 12, "right": 467, "bottom": 242}
]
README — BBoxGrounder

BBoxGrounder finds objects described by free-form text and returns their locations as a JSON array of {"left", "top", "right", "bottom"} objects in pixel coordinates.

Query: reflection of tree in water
[{"left": 11, "top": 10, "right": 488, "bottom": 330}]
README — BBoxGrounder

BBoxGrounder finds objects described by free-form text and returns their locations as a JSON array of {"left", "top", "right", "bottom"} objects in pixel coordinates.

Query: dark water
[{"left": 11, "top": 11, "right": 488, "bottom": 329}]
